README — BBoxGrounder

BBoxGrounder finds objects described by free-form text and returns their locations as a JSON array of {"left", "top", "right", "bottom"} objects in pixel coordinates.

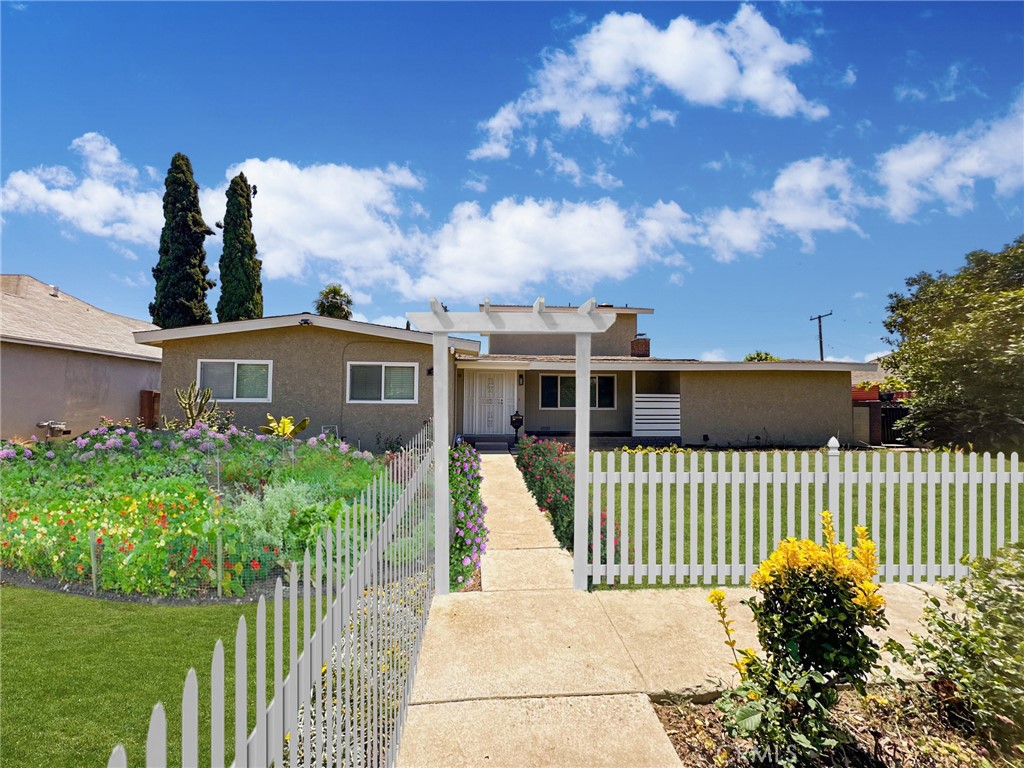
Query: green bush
[{"left": 906, "top": 542, "right": 1024, "bottom": 753}]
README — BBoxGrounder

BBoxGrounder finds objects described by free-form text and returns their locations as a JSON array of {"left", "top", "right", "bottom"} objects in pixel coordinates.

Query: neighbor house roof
[
  {"left": 457, "top": 353, "right": 875, "bottom": 372},
  {"left": 0, "top": 274, "right": 161, "bottom": 362},
  {"left": 134, "top": 312, "right": 482, "bottom": 354}
]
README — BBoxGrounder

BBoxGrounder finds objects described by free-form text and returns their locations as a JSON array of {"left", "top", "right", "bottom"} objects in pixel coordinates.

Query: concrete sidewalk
[{"left": 397, "top": 453, "right": 935, "bottom": 768}]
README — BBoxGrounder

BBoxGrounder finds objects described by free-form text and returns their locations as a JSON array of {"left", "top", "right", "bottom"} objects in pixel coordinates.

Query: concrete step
[{"left": 474, "top": 441, "right": 511, "bottom": 454}]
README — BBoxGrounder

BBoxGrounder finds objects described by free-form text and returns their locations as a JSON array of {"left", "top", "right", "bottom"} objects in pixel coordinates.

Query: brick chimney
[{"left": 631, "top": 333, "right": 650, "bottom": 358}]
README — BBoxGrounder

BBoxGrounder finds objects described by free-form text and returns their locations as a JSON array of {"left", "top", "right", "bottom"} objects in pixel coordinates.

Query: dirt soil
[{"left": 654, "top": 685, "right": 1018, "bottom": 767}]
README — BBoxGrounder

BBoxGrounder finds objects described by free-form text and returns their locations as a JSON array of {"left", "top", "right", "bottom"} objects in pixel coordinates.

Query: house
[
  {"left": 0, "top": 275, "right": 162, "bottom": 440},
  {"left": 455, "top": 304, "right": 875, "bottom": 448},
  {"left": 133, "top": 314, "right": 480, "bottom": 451}
]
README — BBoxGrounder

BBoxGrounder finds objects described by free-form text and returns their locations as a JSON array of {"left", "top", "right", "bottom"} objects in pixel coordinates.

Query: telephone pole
[{"left": 810, "top": 310, "right": 833, "bottom": 361}]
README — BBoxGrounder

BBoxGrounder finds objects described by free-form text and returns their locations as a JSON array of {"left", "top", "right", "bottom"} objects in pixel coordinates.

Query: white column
[
  {"left": 433, "top": 332, "right": 450, "bottom": 595},
  {"left": 573, "top": 332, "right": 592, "bottom": 590}
]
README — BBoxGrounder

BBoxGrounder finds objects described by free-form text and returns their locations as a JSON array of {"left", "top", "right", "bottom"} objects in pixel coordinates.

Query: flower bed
[
  {"left": 1, "top": 423, "right": 381, "bottom": 597},
  {"left": 449, "top": 442, "right": 489, "bottom": 590}
]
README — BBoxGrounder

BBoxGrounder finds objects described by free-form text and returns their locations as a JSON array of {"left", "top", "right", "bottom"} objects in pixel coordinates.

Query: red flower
[
  {"left": 96, "top": 536, "right": 103, "bottom": 545},
  {"left": 190, "top": 547, "right": 198, "bottom": 557},
  {"left": 250, "top": 559, "right": 260, "bottom": 571},
  {"left": 201, "top": 557, "right": 212, "bottom": 569},
  {"left": 70, "top": 535, "right": 77, "bottom": 542}
]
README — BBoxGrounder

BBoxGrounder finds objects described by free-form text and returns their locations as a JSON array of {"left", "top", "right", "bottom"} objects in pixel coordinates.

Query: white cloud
[
  {"left": 543, "top": 141, "right": 622, "bottom": 189},
  {"left": 824, "top": 354, "right": 855, "bottom": 362},
  {"left": 109, "top": 270, "right": 151, "bottom": 289},
  {"left": 863, "top": 350, "right": 889, "bottom": 362},
  {"left": 470, "top": 5, "right": 827, "bottom": 160},
  {"left": 463, "top": 173, "right": 489, "bottom": 194},
  {"left": 350, "top": 312, "right": 409, "bottom": 329},
  {"left": 876, "top": 95, "right": 1024, "bottom": 222},
  {"left": 851, "top": 291, "right": 866, "bottom": 299},
  {"left": 840, "top": 66, "right": 857, "bottom": 86},
  {"left": 700, "top": 348, "right": 727, "bottom": 361},
  {"left": 894, "top": 84, "right": 927, "bottom": 102},
  {"left": 700, "top": 156, "right": 863, "bottom": 261},
  {"left": 398, "top": 196, "right": 697, "bottom": 300},
  {"left": 109, "top": 242, "right": 139, "bottom": 261},
  {"left": 1, "top": 132, "right": 162, "bottom": 244}
]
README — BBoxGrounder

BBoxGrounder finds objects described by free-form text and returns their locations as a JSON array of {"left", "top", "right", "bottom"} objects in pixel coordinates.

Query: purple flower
[
  {"left": 0, "top": 448, "right": 16, "bottom": 460},
  {"left": 338, "top": 442, "right": 350, "bottom": 454},
  {"left": 23, "top": 448, "right": 33, "bottom": 459},
  {"left": 75, "top": 436, "right": 90, "bottom": 449},
  {"left": 307, "top": 437, "right": 318, "bottom": 447},
  {"left": 45, "top": 450, "right": 55, "bottom": 459},
  {"left": 461, "top": 556, "right": 471, "bottom": 566},
  {"left": 152, "top": 440, "right": 162, "bottom": 449},
  {"left": 114, "top": 428, "right": 126, "bottom": 435},
  {"left": 88, "top": 429, "right": 98, "bottom": 437}
]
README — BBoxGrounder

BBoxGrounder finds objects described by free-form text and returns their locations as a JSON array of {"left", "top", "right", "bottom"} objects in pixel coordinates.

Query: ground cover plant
[
  {"left": 449, "top": 442, "right": 489, "bottom": 590},
  {"left": 0, "top": 421, "right": 381, "bottom": 596}
]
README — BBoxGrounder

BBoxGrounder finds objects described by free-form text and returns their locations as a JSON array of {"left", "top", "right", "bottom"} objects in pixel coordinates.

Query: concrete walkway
[{"left": 397, "top": 453, "right": 935, "bottom": 768}]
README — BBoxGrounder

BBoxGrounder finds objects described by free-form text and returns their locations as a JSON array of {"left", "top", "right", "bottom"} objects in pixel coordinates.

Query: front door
[{"left": 464, "top": 371, "right": 517, "bottom": 435}]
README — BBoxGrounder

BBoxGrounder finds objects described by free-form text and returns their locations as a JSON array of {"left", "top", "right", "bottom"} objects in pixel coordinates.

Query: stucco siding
[
  {"left": 679, "top": 370, "right": 853, "bottom": 447},
  {"left": 159, "top": 326, "right": 438, "bottom": 451},
  {"left": 0, "top": 342, "right": 160, "bottom": 439},
  {"left": 488, "top": 315, "right": 638, "bottom": 357}
]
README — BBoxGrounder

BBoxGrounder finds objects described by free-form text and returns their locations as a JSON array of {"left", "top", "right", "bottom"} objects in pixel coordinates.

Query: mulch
[
  {"left": 653, "top": 684, "right": 1010, "bottom": 767},
  {"left": 453, "top": 566, "right": 483, "bottom": 592}
]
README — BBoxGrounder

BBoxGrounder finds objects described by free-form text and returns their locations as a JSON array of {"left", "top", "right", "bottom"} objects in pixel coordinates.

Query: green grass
[
  {"left": 0, "top": 585, "right": 302, "bottom": 768},
  {"left": 588, "top": 450, "right": 1022, "bottom": 588}
]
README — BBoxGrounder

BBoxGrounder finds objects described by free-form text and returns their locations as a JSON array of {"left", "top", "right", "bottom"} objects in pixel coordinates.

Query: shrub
[
  {"left": 449, "top": 443, "right": 488, "bottom": 589},
  {"left": 710, "top": 512, "right": 887, "bottom": 765},
  {"left": 515, "top": 436, "right": 575, "bottom": 550},
  {"left": 904, "top": 542, "right": 1024, "bottom": 753}
]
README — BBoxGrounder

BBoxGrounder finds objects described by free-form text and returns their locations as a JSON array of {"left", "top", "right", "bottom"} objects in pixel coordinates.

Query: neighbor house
[
  {"left": 133, "top": 314, "right": 480, "bottom": 451},
  {"left": 0, "top": 275, "right": 162, "bottom": 440},
  {"left": 454, "top": 304, "right": 875, "bottom": 448}
]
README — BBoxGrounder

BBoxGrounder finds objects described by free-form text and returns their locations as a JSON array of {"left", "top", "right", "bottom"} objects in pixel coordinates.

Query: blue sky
[{"left": 2, "top": 1, "right": 1021, "bottom": 362}]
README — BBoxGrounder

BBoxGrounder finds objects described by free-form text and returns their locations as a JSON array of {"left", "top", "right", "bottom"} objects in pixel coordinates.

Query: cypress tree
[
  {"left": 149, "top": 153, "right": 215, "bottom": 328},
  {"left": 216, "top": 172, "right": 263, "bottom": 322}
]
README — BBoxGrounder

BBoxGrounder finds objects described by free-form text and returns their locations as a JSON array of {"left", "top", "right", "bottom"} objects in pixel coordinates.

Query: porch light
[{"left": 510, "top": 409, "right": 524, "bottom": 442}]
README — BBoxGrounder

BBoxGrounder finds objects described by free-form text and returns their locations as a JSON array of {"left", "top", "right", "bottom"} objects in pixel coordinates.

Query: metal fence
[
  {"left": 108, "top": 420, "right": 435, "bottom": 767},
  {"left": 583, "top": 438, "right": 1022, "bottom": 586}
]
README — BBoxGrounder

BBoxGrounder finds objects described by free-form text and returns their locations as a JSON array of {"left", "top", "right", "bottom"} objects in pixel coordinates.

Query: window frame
[
  {"left": 538, "top": 374, "right": 616, "bottom": 410},
  {"left": 196, "top": 359, "right": 273, "bottom": 403},
  {"left": 346, "top": 361, "right": 419, "bottom": 404}
]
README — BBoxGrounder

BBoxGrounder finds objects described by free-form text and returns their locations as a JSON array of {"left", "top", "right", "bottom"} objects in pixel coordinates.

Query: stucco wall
[
  {"left": 0, "top": 342, "right": 161, "bottom": 439},
  {"left": 679, "top": 370, "right": 853, "bottom": 447},
  {"left": 520, "top": 369, "right": 632, "bottom": 433},
  {"left": 487, "top": 314, "right": 638, "bottom": 356},
  {"left": 159, "top": 326, "right": 445, "bottom": 451},
  {"left": 852, "top": 404, "right": 870, "bottom": 446}
]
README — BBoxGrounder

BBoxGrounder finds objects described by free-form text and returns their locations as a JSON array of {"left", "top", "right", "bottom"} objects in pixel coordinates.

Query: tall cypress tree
[
  {"left": 150, "top": 153, "right": 215, "bottom": 328},
  {"left": 216, "top": 172, "right": 263, "bottom": 322}
]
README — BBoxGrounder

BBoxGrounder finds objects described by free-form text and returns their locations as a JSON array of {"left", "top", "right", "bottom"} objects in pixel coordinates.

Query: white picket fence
[
  {"left": 584, "top": 438, "right": 1022, "bottom": 586},
  {"left": 108, "top": 421, "right": 435, "bottom": 768}
]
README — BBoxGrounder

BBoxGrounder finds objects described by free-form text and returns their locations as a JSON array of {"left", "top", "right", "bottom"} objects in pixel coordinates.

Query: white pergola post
[{"left": 409, "top": 297, "right": 615, "bottom": 594}]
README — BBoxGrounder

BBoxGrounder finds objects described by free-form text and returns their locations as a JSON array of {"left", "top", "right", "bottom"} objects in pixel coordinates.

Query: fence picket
[
  {"left": 274, "top": 580, "right": 284, "bottom": 768},
  {"left": 212, "top": 640, "right": 225, "bottom": 768},
  {"left": 730, "top": 452, "right": 740, "bottom": 582},
  {"left": 235, "top": 617, "right": 248, "bottom": 768},
  {"left": 146, "top": 702, "right": 167, "bottom": 768},
  {"left": 969, "top": 452, "right": 979, "bottom": 562},
  {"left": 661, "top": 452, "right": 671, "bottom": 582},
  {"left": 592, "top": 452, "right": 603, "bottom": 584},
  {"left": 674, "top": 453, "right": 684, "bottom": 585},
  {"left": 182, "top": 669, "right": 198, "bottom": 768},
  {"left": 107, "top": 744, "right": 127, "bottom": 768},
  {"left": 927, "top": 453, "right": 936, "bottom": 581},
  {"left": 982, "top": 452, "right": 992, "bottom": 558}
]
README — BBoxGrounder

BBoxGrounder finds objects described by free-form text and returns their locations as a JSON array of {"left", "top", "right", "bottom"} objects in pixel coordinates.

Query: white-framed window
[
  {"left": 197, "top": 359, "right": 272, "bottom": 402},
  {"left": 539, "top": 374, "right": 616, "bottom": 410},
  {"left": 347, "top": 362, "right": 418, "bottom": 404}
]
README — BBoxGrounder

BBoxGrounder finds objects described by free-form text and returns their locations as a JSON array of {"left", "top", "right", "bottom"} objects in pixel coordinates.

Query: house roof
[
  {"left": 458, "top": 353, "right": 875, "bottom": 372},
  {"left": 0, "top": 275, "right": 161, "bottom": 362},
  {"left": 134, "top": 312, "right": 482, "bottom": 354},
  {"left": 479, "top": 303, "right": 653, "bottom": 315}
]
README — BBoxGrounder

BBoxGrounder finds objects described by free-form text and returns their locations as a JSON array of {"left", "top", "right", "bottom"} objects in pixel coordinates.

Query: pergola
[{"left": 408, "top": 298, "right": 616, "bottom": 593}]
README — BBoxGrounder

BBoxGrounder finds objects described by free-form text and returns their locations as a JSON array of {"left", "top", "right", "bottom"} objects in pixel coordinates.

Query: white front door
[{"left": 464, "top": 371, "right": 517, "bottom": 434}]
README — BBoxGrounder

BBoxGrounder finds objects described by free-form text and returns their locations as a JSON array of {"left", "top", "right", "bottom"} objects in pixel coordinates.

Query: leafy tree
[
  {"left": 150, "top": 153, "right": 215, "bottom": 328},
  {"left": 216, "top": 172, "right": 263, "bottom": 322},
  {"left": 743, "top": 350, "right": 781, "bottom": 362},
  {"left": 883, "top": 236, "right": 1024, "bottom": 450},
  {"left": 314, "top": 283, "right": 353, "bottom": 320}
]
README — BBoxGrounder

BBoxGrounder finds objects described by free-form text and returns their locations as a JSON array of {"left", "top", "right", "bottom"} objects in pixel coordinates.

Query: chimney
[
  {"left": 49, "top": 285, "right": 60, "bottom": 298},
  {"left": 631, "top": 333, "right": 650, "bottom": 358}
]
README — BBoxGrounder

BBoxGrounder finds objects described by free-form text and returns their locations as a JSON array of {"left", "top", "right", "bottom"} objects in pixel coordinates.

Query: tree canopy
[
  {"left": 883, "top": 236, "right": 1024, "bottom": 450},
  {"left": 743, "top": 351, "right": 781, "bottom": 362},
  {"left": 314, "top": 283, "right": 353, "bottom": 320},
  {"left": 149, "top": 153, "right": 215, "bottom": 328},
  {"left": 216, "top": 172, "right": 263, "bottom": 322}
]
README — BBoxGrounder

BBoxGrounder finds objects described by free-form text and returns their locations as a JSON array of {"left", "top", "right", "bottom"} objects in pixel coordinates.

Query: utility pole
[{"left": 810, "top": 310, "right": 833, "bottom": 361}]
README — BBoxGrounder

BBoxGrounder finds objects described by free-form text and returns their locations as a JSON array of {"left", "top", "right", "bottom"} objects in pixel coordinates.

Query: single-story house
[
  {"left": 455, "top": 304, "right": 875, "bottom": 448},
  {"left": 133, "top": 314, "right": 480, "bottom": 451},
  {"left": 0, "top": 275, "right": 162, "bottom": 440}
]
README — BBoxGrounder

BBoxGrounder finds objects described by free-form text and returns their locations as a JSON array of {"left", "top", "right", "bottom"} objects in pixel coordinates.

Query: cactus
[
  {"left": 259, "top": 413, "right": 310, "bottom": 439},
  {"left": 167, "top": 380, "right": 221, "bottom": 428}
]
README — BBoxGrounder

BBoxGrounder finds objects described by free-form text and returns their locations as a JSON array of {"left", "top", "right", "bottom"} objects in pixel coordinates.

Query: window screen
[
  {"left": 383, "top": 365, "right": 415, "bottom": 400},
  {"left": 558, "top": 377, "right": 576, "bottom": 407},
  {"left": 540, "top": 375, "right": 559, "bottom": 408},
  {"left": 199, "top": 362, "right": 235, "bottom": 400},
  {"left": 349, "top": 365, "right": 383, "bottom": 401},
  {"left": 236, "top": 364, "right": 269, "bottom": 399}
]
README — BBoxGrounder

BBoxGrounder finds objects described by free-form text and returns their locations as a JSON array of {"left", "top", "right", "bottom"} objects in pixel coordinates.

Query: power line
[{"left": 809, "top": 310, "right": 833, "bottom": 361}]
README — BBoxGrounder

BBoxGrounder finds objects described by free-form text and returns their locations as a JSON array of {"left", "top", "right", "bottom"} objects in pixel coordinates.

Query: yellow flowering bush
[{"left": 709, "top": 512, "right": 889, "bottom": 765}]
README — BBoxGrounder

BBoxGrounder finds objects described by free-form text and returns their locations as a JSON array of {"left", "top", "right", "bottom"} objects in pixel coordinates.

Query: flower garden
[{"left": 0, "top": 422, "right": 381, "bottom": 597}]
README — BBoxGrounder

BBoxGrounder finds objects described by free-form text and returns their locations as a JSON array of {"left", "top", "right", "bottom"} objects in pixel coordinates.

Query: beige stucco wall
[
  {"left": 487, "top": 314, "right": 638, "bottom": 356},
  {"left": 679, "top": 370, "right": 853, "bottom": 447},
  {"left": 159, "top": 326, "right": 450, "bottom": 451},
  {"left": 0, "top": 342, "right": 161, "bottom": 440},
  {"left": 519, "top": 369, "right": 632, "bottom": 433}
]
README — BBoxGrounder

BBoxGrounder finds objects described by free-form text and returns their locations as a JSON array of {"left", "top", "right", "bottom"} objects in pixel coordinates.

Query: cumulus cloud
[
  {"left": 700, "top": 348, "right": 728, "bottom": 361},
  {"left": 470, "top": 5, "right": 827, "bottom": 160},
  {"left": 398, "top": 196, "right": 697, "bottom": 300},
  {"left": 700, "top": 156, "right": 863, "bottom": 261},
  {"left": 1, "top": 132, "right": 162, "bottom": 243},
  {"left": 876, "top": 95, "right": 1024, "bottom": 222},
  {"left": 543, "top": 141, "right": 622, "bottom": 189},
  {"left": 863, "top": 350, "right": 889, "bottom": 362},
  {"left": 350, "top": 312, "right": 409, "bottom": 329}
]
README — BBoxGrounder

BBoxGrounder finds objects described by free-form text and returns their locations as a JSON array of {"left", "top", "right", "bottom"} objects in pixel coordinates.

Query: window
[
  {"left": 539, "top": 374, "right": 615, "bottom": 409},
  {"left": 197, "top": 360, "right": 272, "bottom": 401},
  {"left": 347, "top": 362, "right": 418, "bottom": 403}
]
